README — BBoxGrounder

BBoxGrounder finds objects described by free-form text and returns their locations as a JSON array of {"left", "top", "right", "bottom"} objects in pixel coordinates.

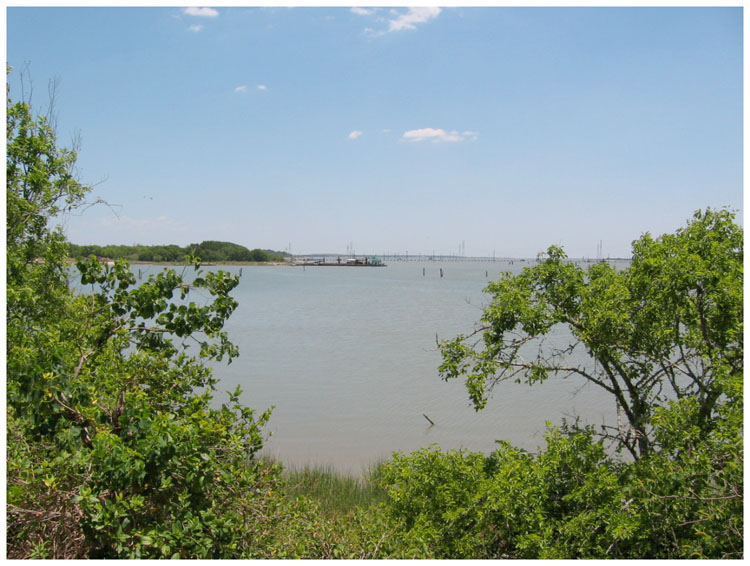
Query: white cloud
[
  {"left": 362, "top": 7, "right": 441, "bottom": 37},
  {"left": 351, "top": 7, "right": 376, "bottom": 16},
  {"left": 348, "top": 130, "right": 363, "bottom": 140},
  {"left": 183, "top": 7, "right": 219, "bottom": 18},
  {"left": 188, "top": 24, "right": 204, "bottom": 32},
  {"left": 388, "top": 7, "right": 441, "bottom": 33},
  {"left": 401, "top": 128, "right": 478, "bottom": 143},
  {"left": 235, "top": 85, "right": 267, "bottom": 93}
]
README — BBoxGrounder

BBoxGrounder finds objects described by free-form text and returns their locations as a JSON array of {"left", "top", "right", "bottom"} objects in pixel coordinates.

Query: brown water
[{"left": 194, "top": 259, "right": 624, "bottom": 474}]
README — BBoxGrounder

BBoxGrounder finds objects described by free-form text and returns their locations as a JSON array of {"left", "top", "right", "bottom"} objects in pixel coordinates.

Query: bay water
[
  {"left": 75, "top": 259, "right": 624, "bottom": 474},
  {"left": 197, "top": 259, "right": 620, "bottom": 474}
]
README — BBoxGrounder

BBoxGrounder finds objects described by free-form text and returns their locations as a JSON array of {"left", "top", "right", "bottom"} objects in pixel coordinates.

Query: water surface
[{"left": 197, "top": 260, "right": 622, "bottom": 473}]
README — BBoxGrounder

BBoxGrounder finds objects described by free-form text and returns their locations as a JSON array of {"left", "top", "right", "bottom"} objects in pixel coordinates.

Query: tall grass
[{"left": 280, "top": 460, "right": 389, "bottom": 516}]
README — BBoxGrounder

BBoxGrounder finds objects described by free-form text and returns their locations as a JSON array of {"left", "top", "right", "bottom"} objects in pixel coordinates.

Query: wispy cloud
[
  {"left": 183, "top": 7, "right": 219, "bottom": 18},
  {"left": 348, "top": 130, "right": 363, "bottom": 140},
  {"left": 235, "top": 85, "right": 267, "bottom": 94},
  {"left": 401, "top": 128, "right": 478, "bottom": 143},
  {"left": 351, "top": 7, "right": 377, "bottom": 17},
  {"left": 362, "top": 7, "right": 441, "bottom": 36},
  {"left": 188, "top": 24, "right": 204, "bottom": 32},
  {"left": 387, "top": 7, "right": 441, "bottom": 33}
]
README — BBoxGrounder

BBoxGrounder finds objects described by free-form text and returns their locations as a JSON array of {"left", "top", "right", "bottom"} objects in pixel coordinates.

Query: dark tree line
[{"left": 68, "top": 241, "right": 289, "bottom": 263}]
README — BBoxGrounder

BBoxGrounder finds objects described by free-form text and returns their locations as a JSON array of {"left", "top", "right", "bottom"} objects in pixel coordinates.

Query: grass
[
  {"left": 246, "top": 458, "right": 422, "bottom": 559},
  {"left": 277, "top": 461, "right": 389, "bottom": 516}
]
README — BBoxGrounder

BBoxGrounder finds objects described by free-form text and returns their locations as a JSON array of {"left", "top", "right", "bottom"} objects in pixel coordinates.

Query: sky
[{"left": 5, "top": 4, "right": 744, "bottom": 258}]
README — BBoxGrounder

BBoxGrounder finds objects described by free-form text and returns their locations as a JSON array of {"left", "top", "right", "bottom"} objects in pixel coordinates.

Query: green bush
[
  {"left": 7, "top": 79, "right": 274, "bottom": 559},
  {"left": 378, "top": 400, "right": 742, "bottom": 559}
]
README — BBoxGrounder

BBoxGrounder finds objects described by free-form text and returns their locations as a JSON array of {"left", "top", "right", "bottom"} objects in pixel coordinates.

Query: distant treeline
[{"left": 68, "top": 240, "right": 290, "bottom": 263}]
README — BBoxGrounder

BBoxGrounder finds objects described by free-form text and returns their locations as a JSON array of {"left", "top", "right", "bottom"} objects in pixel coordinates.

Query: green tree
[
  {"left": 379, "top": 381, "right": 742, "bottom": 558},
  {"left": 385, "top": 209, "right": 743, "bottom": 558},
  {"left": 439, "top": 209, "right": 742, "bottom": 460},
  {"left": 7, "top": 75, "right": 274, "bottom": 559},
  {"left": 7, "top": 80, "right": 86, "bottom": 328}
]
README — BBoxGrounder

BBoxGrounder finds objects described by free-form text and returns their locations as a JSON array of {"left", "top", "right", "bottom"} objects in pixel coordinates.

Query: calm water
[
  {"left": 203, "top": 259, "right": 621, "bottom": 473},
  {"left": 77, "top": 260, "right": 624, "bottom": 474}
]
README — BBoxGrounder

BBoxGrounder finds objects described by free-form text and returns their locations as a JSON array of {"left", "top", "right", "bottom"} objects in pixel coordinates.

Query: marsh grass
[{"left": 280, "top": 461, "right": 389, "bottom": 516}]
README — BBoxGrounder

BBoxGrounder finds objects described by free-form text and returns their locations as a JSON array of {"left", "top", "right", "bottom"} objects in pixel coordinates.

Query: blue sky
[{"left": 6, "top": 5, "right": 743, "bottom": 257}]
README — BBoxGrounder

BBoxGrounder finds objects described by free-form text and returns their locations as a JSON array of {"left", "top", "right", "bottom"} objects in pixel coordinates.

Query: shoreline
[
  {"left": 66, "top": 258, "right": 293, "bottom": 267},
  {"left": 67, "top": 257, "right": 632, "bottom": 267}
]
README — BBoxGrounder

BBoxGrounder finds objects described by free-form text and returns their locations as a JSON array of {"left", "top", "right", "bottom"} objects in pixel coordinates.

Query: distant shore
[
  {"left": 66, "top": 258, "right": 293, "bottom": 267},
  {"left": 67, "top": 258, "right": 631, "bottom": 266}
]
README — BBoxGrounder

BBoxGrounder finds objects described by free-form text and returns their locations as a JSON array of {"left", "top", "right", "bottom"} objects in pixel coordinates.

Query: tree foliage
[
  {"left": 6, "top": 76, "right": 275, "bottom": 559},
  {"left": 67, "top": 241, "right": 288, "bottom": 264},
  {"left": 375, "top": 209, "right": 742, "bottom": 558},
  {"left": 439, "top": 209, "right": 742, "bottom": 460},
  {"left": 379, "top": 394, "right": 742, "bottom": 558}
]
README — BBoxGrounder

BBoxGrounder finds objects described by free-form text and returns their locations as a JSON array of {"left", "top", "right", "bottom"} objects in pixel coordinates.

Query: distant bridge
[{"left": 293, "top": 253, "right": 628, "bottom": 264}]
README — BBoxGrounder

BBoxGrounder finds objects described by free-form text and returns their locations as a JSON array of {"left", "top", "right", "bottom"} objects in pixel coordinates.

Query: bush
[
  {"left": 378, "top": 401, "right": 742, "bottom": 559},
  {"left": 7, "top": 80, "right": 275, "bottom": 559}
]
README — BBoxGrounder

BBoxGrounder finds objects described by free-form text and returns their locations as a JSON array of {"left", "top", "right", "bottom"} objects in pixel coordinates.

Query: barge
[{"left": 292, "top": 256, "right": 386, "bottom": 267}]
